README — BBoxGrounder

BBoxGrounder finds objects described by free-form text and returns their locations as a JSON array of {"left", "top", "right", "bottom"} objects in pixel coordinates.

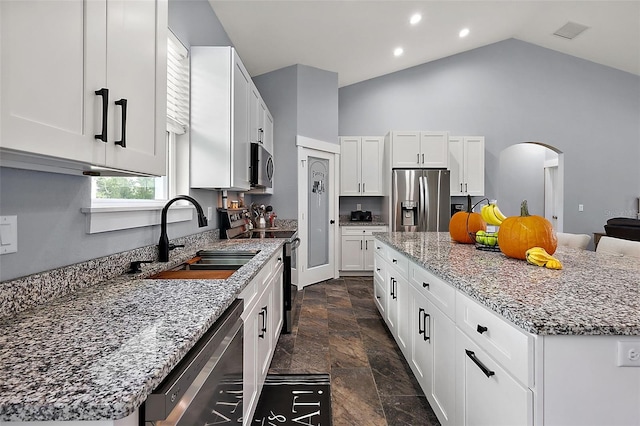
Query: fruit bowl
[{"left": 472, "top": 230, "right": 501, "bottom": 252}]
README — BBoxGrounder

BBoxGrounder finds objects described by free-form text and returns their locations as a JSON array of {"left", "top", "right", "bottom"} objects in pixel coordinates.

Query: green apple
[
  {"left": 475, "top": 230, "right": 486, "bottom": 245},
  {"left": 485, "top": 233, "right": 498, "bottom": 247}
]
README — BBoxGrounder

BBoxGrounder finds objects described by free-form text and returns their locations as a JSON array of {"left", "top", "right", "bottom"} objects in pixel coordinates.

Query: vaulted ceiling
[{"left": 210, "top": 0, "right": 640, "bottom": 87}]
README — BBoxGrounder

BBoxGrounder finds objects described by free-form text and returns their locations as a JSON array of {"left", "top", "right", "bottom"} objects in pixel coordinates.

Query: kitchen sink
[{"left": 150, "top": 250, "right": 260, "bottom": 279}]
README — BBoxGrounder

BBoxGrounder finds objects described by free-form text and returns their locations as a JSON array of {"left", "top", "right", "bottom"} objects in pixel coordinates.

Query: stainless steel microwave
[{"left": 250, "top": 142, "right": 273, "bottom": 188}]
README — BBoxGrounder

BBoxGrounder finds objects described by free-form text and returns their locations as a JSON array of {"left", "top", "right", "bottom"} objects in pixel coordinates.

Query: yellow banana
[
  {"left": 481, "top": 204, "right": 502, "bottom": 226},
  {"left": 492, "top": 204, "right": 507, "bottom": 222},
  {"left": 525, "top": 247, "right": 563, "bottom": 269}
]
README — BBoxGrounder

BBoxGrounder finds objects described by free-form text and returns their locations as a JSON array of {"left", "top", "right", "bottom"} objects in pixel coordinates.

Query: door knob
[{"left": 330, "top": 220, "right": 335, "bottom": 224}]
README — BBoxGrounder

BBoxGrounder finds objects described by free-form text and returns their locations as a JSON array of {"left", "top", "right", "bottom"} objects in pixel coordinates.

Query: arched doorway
[{"left": 497, "top": 142, "right": 564, "bottom": 231}]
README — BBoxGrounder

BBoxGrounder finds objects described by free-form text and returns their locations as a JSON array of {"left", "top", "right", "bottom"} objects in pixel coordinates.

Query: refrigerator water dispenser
[{"left": 401, "top": 201, "right": 418, "bottom": 226}]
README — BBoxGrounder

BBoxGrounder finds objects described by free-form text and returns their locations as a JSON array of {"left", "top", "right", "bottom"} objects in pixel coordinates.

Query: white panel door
[
  {"left": 361, "top": 136, "right": 384, "bottom": 195},
  {"left": 449, "top": 137, "right": 465, "bottom": 196},
  {"left": 231, "top": 57, "right": 251, "bottom": 190},
  {"left": 341, "top": 235, "right": 364, "bottom": 270},
  {"left": 463, "top": 137, "right": 485, "bottom": 196},
  {"left": 340, "top": 137, "right": 361, "bottom": 195},
  {"left": 391, "top": 132, "right": 421, "bottom": 168},
  {"left": 104, "top": 0, "right": 166, "bottom": 175},
  {"left": 420, "top": 132, "right": 449, "bottom": 168},
  {"left": 1, "top": 0, "right": 105, "bottom": 163}
]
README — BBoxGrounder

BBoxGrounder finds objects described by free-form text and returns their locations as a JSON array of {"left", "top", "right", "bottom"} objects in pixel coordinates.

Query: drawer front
[
  {"left": 374, "top": 253, "right": 385, "bottom": 283},
  {"left": 409, "top": 262, "right": 455, "bottom": 319},
  {"left": 374, "top": 273, "right": 386, "bottom": 317},
  {"left": 456, "top": 292, "right": 533, "bottom": 386},
  {"left": 373, "top": 239, "right": 387, "bottom": 259},
  {"left": 456, "top": 329, "right": 533, "bottom": 426},
  {"left": 385, "top": 247, "right": 409, "bottom": 277},
  {"left": 341, "top": 226, "right": 387, "bottom": 236}
]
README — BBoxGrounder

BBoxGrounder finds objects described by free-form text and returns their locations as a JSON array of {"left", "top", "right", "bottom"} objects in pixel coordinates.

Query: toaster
[{"left": 350, "top": 210, "right": 372, "bottom": 222}]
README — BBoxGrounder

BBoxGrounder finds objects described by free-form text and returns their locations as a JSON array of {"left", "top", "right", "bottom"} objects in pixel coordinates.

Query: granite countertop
[
  {"left": 375, "top": 232, "right": 640, "bottom": 336},
  {"left": 0, "top": 239, "right": 285, "bottom": 422}
]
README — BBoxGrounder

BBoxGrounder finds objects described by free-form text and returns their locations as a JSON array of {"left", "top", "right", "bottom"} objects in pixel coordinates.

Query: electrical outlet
[
  {"left": 578, "top": 204, "right": 584, "bottom": 212},
  {"left": 356, "top": 203, "right": 362, "bottom": 211},
  {"left": 617, "top": 341, "right": 640, "bottom": 367}
]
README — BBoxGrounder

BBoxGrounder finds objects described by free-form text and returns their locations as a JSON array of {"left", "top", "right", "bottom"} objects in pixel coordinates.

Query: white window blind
[{"left": 167, "top": 31, "right": 189, "bottom": 135}]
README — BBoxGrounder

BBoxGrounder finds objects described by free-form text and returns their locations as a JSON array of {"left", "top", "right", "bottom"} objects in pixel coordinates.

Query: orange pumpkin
[
  {"left": 498, "top": 200, "right": 557, "bottom": 259},
  {"left": 449, "top": 195, "right": 486, "bottom": 244}
]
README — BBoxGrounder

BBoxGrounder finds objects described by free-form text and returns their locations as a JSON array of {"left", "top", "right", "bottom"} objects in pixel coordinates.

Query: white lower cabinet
[
  {"left": 409, "top": 285, "right": 456, "bottom": 426},
  {"left": 340, "top": 226, "right": 387, "bottom": 272},
  {"left": 456, "top": 329, "right": 533, "bottom": 426},
  {"left": 240, "top": 252, "right": 284, "bottom": 425},
  {"left": 374, "top": 240, "right": 533, "bottom": 426}
]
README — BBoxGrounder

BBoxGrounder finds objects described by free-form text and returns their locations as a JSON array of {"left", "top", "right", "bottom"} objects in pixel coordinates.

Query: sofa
[{"left": 604, "top": 217, "right": 640, "bottom": 242}]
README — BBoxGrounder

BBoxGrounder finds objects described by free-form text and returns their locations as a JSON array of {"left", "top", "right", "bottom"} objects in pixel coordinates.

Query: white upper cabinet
[
  {"left": 389, "top": 131, "right": 449, "bottom": 169},
  {"left": 340, "top": 136, "right": 384, "bottom": 196},
  {"left": 0, "top": 0, "right": 168, "bottom": 176},
  {"left": 449, "top": 136, "right": 485, "bottom": 196},
  {"left": 190, "top": 47, "right": 252, "bottom": 191}
]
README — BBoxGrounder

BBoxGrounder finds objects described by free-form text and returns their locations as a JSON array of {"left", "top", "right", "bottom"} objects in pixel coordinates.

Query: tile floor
[{"left": 269, "top": 277, "right": 441, "bottom": 426}]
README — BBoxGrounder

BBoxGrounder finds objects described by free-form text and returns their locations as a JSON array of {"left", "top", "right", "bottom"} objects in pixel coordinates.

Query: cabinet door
[
  {"left": 263, "top": 109, "right": 274, "bottom": 155},
  {"left": 363, "top": 235, "right": 377, "bottom": 270},
  {"left": 249, "top": 85, "right": 261, "bottom": 145},
  {"left": 449, "top": 137, "right": 465, "bottom": 196},
  {"left": 420, "top": 132, "right": 449, "bottom": 168},
  {"left": 373, "top": 254, "right": 387, "bottom": 316},
  {"left": 463, "top": 137, "right": 485, "bottom": 196},
  {"left": 340, "top": 137, "right": 361, "bottom": 196},
  {"left": 270, "top": 262, "right": 284, "bottom": 341},
  {"left": 456, "top": 329, "right": 533, "bottom": 426},
  {"left": 1, "top": 0, "right": 104, "bottom": 164},
  {"left": 395, "top": 273, "right": 410, "bottom": 356},
  {"left": 360, "top": 136, "right": 384, "bottom": 195},
  {"left": 341, "top": 235, "right": 364, "bottom": 270},
  {"left": 232, "top": 57, "right": 252, "bottom": 191},
  {"left": 104, "top": 0, "right": 167, "bottom": 175},
  {"left": 243, "top": 304, "right": 259, "bottom": 422},
  {"left": 257, "top": 287, "right": 273, "bottom": 381},
  {"left": 391, "top": 132, "right": 421, "bottom": 168}
]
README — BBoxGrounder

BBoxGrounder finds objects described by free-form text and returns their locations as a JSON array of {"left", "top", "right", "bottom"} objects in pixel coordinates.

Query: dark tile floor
[{"left": 269, "top": 277, "right": 441, "bottom": 426}]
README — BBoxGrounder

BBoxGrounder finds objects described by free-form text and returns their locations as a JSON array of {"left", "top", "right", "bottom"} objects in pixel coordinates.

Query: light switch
[
  {"left": 0, "top": 216, "right": 18, "bottom": 254},
  {"left": 578, "top": 204, "right": 584, "bottom": 212},
  {"left": 356, "top": 203, "right": 362, "bottom": 211}
]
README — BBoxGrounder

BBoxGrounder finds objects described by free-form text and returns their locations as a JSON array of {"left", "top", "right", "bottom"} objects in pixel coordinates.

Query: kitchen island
[
  {"left": 0, "top": 238, "right": 285, "bottom": 424},
  {"left": 373, "top": 232, "right": 639, "bottom": 426}
]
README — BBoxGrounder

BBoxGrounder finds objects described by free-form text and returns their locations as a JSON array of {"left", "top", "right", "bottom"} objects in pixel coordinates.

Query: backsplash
[{"left": 0, "top": 230, "right": 220, "bottom": 321}]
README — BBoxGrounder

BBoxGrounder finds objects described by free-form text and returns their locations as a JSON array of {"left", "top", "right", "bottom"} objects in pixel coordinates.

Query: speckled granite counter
[
  {"left": 0, "top": 239, "right": 285, "bottom": 422},
  {"left": 375, "top": 232, "right": 640, "bottom": 336}
]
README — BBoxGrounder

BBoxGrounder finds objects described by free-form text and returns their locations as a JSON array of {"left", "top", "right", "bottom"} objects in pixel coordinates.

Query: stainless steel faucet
[{"left": 158, "top": 195, "right": 208, "bottom": 262}]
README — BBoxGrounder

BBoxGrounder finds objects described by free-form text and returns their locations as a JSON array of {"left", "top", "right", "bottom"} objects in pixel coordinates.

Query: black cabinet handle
[
  {"left": 465, "top": 349, "right": 495, "bottom": 378},
  {"left": 477, "top": 324, "right": 488, "bottom": 334},
  {"left": 258, "top": 306, "right": 267, "bottom": 338},
  {"left": 358, "top": 183, "right": 361, "bottom": 193},
  {"left": 365, "top": 240, "right": 368, "bottom": 250},
  {"left": 115, "top": 98, "right": 127, "bottom": 148},
  {"left": 418, "top": 307, "right": 425, "bottom": 335},
  {"left": 422, "top": 282, "right": 429, "bottom": 289},
  {"left": 94, "top": 88, "right": 108, "bottom": 142},
  {"left": 423, "top": 311, "right": 431, "bottom": 341},
  {"left": 360, "top": 240, "right": 363, "bottom": 250}
]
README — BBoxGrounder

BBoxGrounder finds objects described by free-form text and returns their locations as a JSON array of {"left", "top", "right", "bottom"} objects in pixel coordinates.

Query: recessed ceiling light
[
  {"left": 394, "top": 47, "right": 404, "bottom": 57},
  {"left": 459, "top": 28, "right": 470, "bottom": 38},
  {"left": 410, "top": 13, "right": 422, "bottom": 25}
]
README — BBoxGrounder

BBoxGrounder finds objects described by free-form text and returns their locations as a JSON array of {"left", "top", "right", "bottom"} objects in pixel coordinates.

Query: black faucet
[{"left": 158, "top": 195, "right": 208, "bottom": 262}]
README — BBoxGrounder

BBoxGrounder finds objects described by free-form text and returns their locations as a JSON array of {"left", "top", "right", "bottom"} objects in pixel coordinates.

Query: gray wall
[
  {"left": 0, "top": 0, "right": 232, "bottom": 281},
  {"left": 339, "top": 39, "right": 640, "bottom": 236},
  {"left": 253, "top": 64, "right": 339, "bottom": 219},
  {"left": 498, "top": 143, "right": 547, "bottom": 217}
]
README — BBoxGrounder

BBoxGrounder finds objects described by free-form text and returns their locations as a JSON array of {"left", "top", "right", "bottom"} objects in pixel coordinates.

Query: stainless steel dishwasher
[{"left": 144, "top": 299, "right": 243, "bottom": 425}]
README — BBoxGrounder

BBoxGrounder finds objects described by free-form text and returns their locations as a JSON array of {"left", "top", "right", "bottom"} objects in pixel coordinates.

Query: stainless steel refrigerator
[{"left": 392, "top": 169, "right": 450, "bottom": 232}]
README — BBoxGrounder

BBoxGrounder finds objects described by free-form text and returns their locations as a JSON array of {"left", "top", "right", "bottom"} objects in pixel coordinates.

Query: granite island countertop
[
  {"left": 0, "top": 238, "right": 285, "bottom": 423},
  {"left": 375, "top": 232, "right": 640, "bottom": 336}
]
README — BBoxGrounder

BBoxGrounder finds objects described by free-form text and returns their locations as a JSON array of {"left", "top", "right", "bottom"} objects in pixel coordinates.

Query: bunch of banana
[
  {"left": 481, "top": 203, "right": 507, "bottom": 226},
  {"left": 525, "top": 247, "right": 563, "bottom": 270}
]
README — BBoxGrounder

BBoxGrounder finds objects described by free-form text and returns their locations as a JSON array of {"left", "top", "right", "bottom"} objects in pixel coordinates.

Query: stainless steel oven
[{"left": 144, "top": 300, "right": 243, "bottom": 425}]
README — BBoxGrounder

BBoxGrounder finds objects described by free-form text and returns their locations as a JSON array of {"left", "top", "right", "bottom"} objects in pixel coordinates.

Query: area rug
[{"left": 252, "top": 374, "right": 332, "bottom": 425}]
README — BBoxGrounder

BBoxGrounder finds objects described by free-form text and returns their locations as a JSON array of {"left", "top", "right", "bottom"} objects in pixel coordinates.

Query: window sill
[{"left": 81, "top": 204, "right": 194, "bottom": 234}]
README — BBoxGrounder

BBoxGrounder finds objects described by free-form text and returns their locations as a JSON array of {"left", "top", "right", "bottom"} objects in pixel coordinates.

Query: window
[{"left": 83, "top": 31, "right": 191, "bottom": 233}]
